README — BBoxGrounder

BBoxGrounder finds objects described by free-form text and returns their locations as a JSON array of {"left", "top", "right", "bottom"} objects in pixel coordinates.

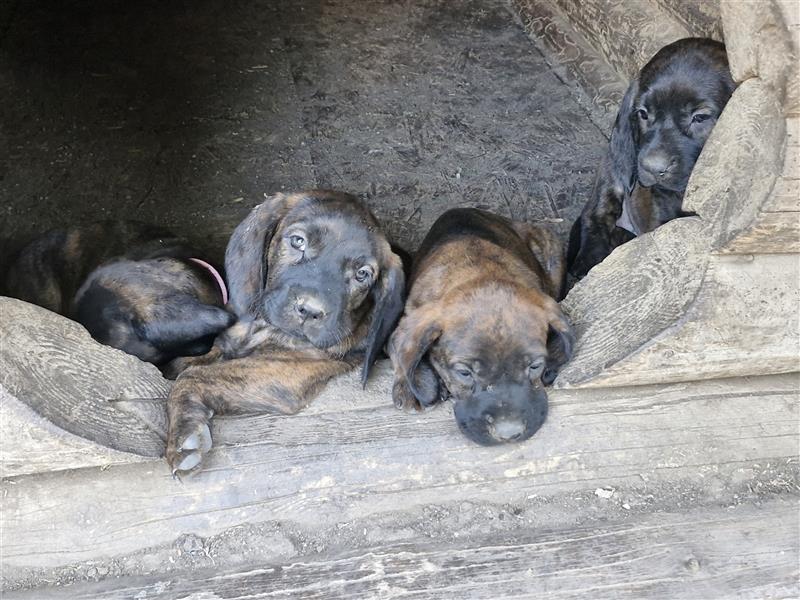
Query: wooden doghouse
[{"left": 518, "top": 0, "right": 800, "bottom": 388}]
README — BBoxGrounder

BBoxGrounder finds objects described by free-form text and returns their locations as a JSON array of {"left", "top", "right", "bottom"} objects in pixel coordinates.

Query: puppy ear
[
  {"left": 136, "top": 299, "right": 235, "bottom": 357},
  {"left": 387, "top": 315, "right": 441, "bottom": 410},
  {"left": 568, "top": 79, "right": 640, "bottom": 279},
  {"left": 224, "top": 194, "right": 295, "bottom": 319},
  {"left": 542, "top": 302, "right": 575, "bottom": 386},
  {"left": 606, "top": 78, "right": 640, "bottom": 195},
  {"left": 361, "top": 249, "right": 406, "bottom": 386}
]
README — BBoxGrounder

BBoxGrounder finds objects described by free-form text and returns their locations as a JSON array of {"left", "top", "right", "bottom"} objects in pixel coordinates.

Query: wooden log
[
  {"left": 5, "top": 500, "right": 798, "bottom": 599},
  {"left": 2, "top": 370, "right": 796, "bottom": 571},
  {"left": 717, "top": 211, "right": 800, "bottom": 255},
  {"left": 0, "top": 387, "right": 151, "bottom": 478},
  {"left": 0, "top": 297, "right": 170, "bottom": 474},
  {"left": 562, "top": 254, "right": 800, "bottom": 388}
]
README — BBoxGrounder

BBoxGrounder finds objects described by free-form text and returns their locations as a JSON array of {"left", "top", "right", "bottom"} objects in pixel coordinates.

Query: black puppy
[
  {"left": 567, "top": 38, "right": 736, "bottom": 280},
  {"left": 388, "top": 208, "right": 573, "bottom": 446},
  {"left": 4, "top": 221, "right": 233, "bottom": 366}
]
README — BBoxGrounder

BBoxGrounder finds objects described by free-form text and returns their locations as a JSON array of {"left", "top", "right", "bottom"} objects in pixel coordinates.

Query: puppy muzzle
[{"left": 453, "top": 384, "right": 548, "bottom": 446}]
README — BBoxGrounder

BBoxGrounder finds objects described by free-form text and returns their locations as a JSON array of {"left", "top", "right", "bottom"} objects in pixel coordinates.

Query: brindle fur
[
  {"left": 567, "top": 38, "right": 735, "bottom": 281},
  {"left": 166, "top": 190, "right": 405, "bottom": 474},
  {"left": 388, "top": 208, "right": 574, "bottom": 446},
  {"left": 4, "top": 221, "right": 233, "bottom": 365}
]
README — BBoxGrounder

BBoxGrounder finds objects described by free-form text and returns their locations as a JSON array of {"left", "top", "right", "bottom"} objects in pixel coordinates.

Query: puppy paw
[{"left": 167, "top": 420, "right": 213, "bottom": 476}]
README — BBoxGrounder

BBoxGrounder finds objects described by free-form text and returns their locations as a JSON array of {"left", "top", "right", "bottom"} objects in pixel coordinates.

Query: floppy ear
[
  {"left": 361, "top": 249, "right": 406, "bottom": 386},
  {"left": 606, "top": 77, "right": 640, "bottom": 196},
  {"left": 224, "top": 194, "right": 296, "bottom": 319},
  {"left": 542, "top": 302, "right": 575, "bottom": 386},
  {"left": 136, "top": 299, "right": 235, "bottom": 357},
  {"left": 387, "top": 315, "right": 441, "bottom": 410},
  {"left": 567, "top": 78, "right": 640, "bottom": 280}
]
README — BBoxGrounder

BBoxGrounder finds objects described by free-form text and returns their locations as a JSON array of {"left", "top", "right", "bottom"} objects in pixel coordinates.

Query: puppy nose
[
  {"left": 487, "top": 416, "right": 526, "bottom": 442},
  {"left": 295, "top": 297, "right": 325, "bottom": 321},
  {"left": 639, "top": 153, "right": 674, "bottom": 177}
]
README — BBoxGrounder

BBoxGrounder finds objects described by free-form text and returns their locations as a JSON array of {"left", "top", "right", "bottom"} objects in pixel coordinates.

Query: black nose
[
  {"left": 295, "top": 297, "right": 325, "bottom": 321},
  {"left": 486, "top": 415, "right": 526, "bottom": 442},
  {"left": 639, "top": 153, "right": 675, "bottom": 179}
]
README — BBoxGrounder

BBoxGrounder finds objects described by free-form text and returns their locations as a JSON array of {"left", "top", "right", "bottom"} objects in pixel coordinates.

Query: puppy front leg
[{"left": 166, "top": 354, "right": 354, "bottom": 474}]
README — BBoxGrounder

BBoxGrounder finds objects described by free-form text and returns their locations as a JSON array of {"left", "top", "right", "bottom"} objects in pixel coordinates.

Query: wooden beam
[
  {"left": 0, "top": 298, "right": 170, "bottom": 476},
  {"left": 7, "top": 500, "right": 798, "bottom": 599},
  {"left": 2, "top": 371, "right": 797, "bottom": 572}
]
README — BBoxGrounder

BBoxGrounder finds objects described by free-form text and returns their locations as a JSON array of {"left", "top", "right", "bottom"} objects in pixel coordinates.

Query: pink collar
[{"left": 189, "top": 258, "right": 229, "bottom": 306}]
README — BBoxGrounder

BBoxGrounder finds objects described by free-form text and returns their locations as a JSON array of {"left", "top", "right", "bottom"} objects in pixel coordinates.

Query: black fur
[{"left": 567, "top": 38, "right": 736, "bottom": 281}]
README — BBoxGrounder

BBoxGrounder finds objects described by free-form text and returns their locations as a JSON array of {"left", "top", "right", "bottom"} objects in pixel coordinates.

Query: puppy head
[
  {"left": 389, "top": 284, "right": 574, "bottom": 445},
  {"left": 627, "top": 38, "right": 735, "bottom": 193},
  {"left": 225, "top": 191, "right": 405, "bottom": 380},
  {"left": 73, "top": 259, "right": 234, "bottom": 365}
]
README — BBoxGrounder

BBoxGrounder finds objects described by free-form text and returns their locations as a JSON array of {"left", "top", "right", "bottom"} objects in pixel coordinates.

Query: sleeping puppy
[
  {"left": 4, "top": 221, "right": 233, "bottom": 366},
  {"left": 567, "top": 38, "right": 736, "bottom": 280},
  {"left": 166, "top": 190, "right": 405, "bottom": 474},
  {"left": 388, "top": 208, "right": 574, "bottom": 446}
]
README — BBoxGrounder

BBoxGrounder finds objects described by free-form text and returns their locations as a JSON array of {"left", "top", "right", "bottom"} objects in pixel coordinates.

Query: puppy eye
[
  {"left": 692, "top": 113, "right": 711, "bottom": 124},
  {"left": 453, "top": 364, "right": 473, "bottom": 382},
  {"left": 528, "top": 359, "right": 545, "bottom": 379},
  {"left": 637, "top": 109, "right": 649, "bottom": 121},
  {"left": 289, "top": 235, "right": 305, "bottom": 251},
  {"left": 355, "top": 266, "right": 373, "bottom": 283}
]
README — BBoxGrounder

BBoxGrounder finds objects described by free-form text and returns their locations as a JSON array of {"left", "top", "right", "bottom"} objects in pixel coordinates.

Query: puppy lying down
[
  {"left": 166, "top": 190, "right": 405, "bottom": 474},
  {"left": 388, "top": 208, "right": 574, "bottom": 445},
  {"left": 4, "top": 221, "right": 233, "bottom": 366}
]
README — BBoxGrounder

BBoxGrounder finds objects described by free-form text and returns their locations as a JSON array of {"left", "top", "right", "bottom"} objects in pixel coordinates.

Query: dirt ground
[{"left": 0, "top": 0, "right": 605, "bottom": 270}]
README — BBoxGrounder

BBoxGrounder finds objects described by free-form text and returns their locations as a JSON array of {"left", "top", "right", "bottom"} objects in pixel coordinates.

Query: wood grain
[
  {"left": 564, "top": 254, "right": 800, "bottom": 388},
  {"left": 7, "top": 500, "right": 798, "bottom": 600},
  {"left": 559, "top": 217, "right": 709, "bottom": 386},
  {"left": 0, "top": 387, "right": 148, "bottom": 478},
  {"left": 511, "top": 0, "right": 624, "bottom": 133},
  {"left": 717, "top": 211, "right": 800, "bottom": 254},
  {"left": 550, "top": 0, "right": 690, "bottom": 80},
  {"left": 2, "top": 369, "right": 797, "bottom": 571},
  {"left": 0, "top": 298, "right": 170, "bottom": 460}
]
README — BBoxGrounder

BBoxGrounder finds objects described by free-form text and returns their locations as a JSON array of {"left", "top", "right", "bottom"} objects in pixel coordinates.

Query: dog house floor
[{"left": 1, "top": 0, "right": 798, "bottom": 598}]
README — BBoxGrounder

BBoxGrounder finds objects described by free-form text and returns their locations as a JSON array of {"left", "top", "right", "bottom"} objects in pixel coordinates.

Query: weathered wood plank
[
  {"left": 764, "top": 177, "right": 800, "bottom": 213},
  {"left": 717, "top": 211, "right": 800, "bottom": 254},
  {"left": 511, "top": 0, "right": 624, "bottom": 132},
  {"left": 7, "top": 500, "right": 798, "bottom": 600},
  {"left": 0, "top": 388, "right": 147, "bottom": 478},
  {"left": 550, "top": 0, "right": 690, "bottom": 80},
  {"left": 2, "top": 370, "right": 797, "bottom": 571},
  {"left": 0, "top": 298, "right": 170, "bottom": 467},
  {"left": 564, "top": 254, "right": 800, "bottom": 387}
]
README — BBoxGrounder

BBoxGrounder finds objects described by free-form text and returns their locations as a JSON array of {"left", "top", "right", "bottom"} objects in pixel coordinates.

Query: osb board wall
[{"left": 557, "top": 0, "right": 800, "bottom": 389}]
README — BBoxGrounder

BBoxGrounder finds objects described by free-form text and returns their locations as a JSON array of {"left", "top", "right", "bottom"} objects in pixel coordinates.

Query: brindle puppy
[
  {"left": 4, "top": 221, "right": 233, "bottom": 365},
  {"left": 388, "top": 208, "right": 574, "bottom": 446},
  {"left": 567, "top": 38, "right": 736, "bottom": 280},
  {"left": 166, "top": 190, "right": 405, "bottom": 474}
]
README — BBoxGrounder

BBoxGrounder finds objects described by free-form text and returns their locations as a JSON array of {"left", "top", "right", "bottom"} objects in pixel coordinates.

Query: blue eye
[
  {"left": 692, "top": 113, "right": 711, "bottom": 124},
  {"left": 637, "top": 109, "right": 649, "bottom": 121},
  {"left": 289, "top": 235, "right": 305, "bottom": 251}
]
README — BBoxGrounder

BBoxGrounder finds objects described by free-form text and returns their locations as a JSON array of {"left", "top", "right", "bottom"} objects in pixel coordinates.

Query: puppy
[
  {"left": 4, "top": 221, "right": 233, "bottom": 365},
  {"left": 567, "top": 38, "right": 736, "bottom": 280},
  {"left": 388, "top": 208, "right": 574, "bottom": 446},
  {"left": 166, "top": 190, "right": 405, "bottom": 473}
]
